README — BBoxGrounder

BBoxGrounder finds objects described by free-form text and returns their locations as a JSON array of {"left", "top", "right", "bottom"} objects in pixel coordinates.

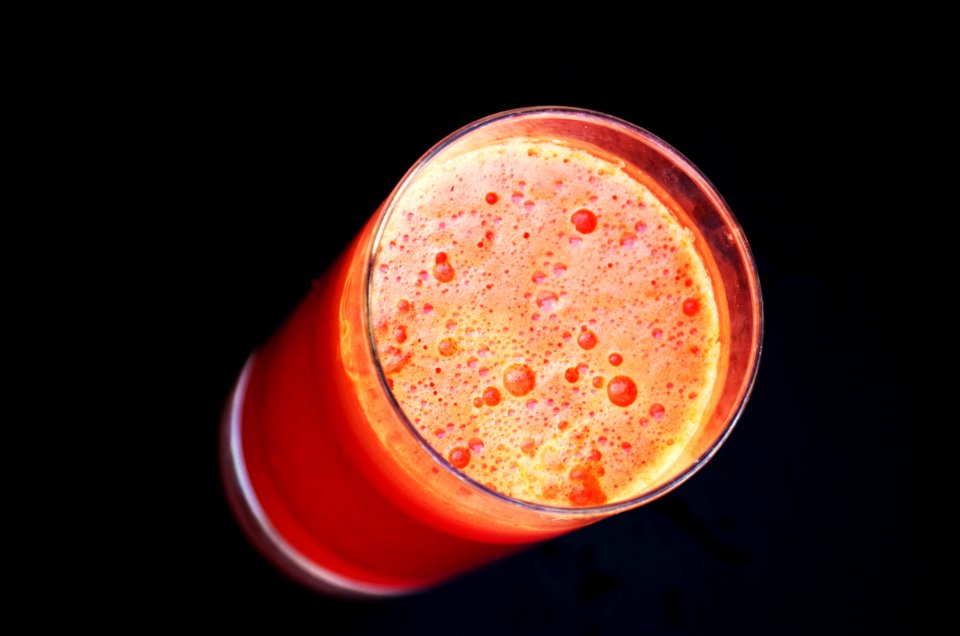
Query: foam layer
[{"left": 369, "top": 140, "right": 720, "bottom": 507}]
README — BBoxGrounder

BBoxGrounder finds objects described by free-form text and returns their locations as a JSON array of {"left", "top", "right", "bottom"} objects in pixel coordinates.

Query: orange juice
[
  {"left": 220, "top": 108, "right": 761, "bottom": 597},
  {"left": 369, "top": 139, "right": 720, "bottom": 507}
]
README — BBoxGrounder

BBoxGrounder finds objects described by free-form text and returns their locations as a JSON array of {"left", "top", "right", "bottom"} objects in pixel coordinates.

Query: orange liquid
[
  {"left": 370, "top": 140, "right": 720, "bottom": 507},
  {"left": 221, "top": 110, "right": 757, "bottom": 597},
  {"left": 225, "top": 229, "right": 530, "bottom": 594}
]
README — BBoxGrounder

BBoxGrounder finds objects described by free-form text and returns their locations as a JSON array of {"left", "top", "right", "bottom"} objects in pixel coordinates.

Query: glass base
[{"left": 219, "top": 355, "right": 425, "bottom": 598}]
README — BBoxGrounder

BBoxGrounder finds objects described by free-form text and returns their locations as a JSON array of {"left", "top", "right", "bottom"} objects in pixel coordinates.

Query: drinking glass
[{"left": 220, "top": 106, "right": 762, "bottom": 597}]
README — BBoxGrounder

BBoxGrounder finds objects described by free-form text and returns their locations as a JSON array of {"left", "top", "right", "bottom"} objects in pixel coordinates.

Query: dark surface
[{"left": 147, "top": 60, "right": 913, "bottom": 634}]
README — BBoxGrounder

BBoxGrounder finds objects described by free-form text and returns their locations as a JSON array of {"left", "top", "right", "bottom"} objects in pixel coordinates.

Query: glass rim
[{"left": 365, "top": 105, "right": 763, "bottom": 517}]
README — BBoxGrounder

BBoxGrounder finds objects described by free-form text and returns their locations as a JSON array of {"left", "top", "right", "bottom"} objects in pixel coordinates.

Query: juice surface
[{"left": 370, "top": 139, "right": 720, "bottom": 508}]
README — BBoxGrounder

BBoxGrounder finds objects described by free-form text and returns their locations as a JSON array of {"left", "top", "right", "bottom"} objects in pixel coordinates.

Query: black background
[{"left": 139, "top": 52, "right": 914, "bottom": 634}]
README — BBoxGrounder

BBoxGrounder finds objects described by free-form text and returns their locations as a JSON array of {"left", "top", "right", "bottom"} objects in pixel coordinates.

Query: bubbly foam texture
[{"left": 370, "top": 140, "right": 720, "bottom": 507}]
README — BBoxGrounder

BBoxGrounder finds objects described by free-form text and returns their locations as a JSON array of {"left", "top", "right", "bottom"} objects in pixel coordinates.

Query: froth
[{"left": 370, "top": 140, "right": 720, "bottom": 507}]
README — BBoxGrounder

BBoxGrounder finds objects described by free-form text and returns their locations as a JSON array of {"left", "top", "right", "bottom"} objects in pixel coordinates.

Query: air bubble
[
  {"left": 433, "top": 252, "right": 455, "bottom": 282},
  {"left": 607, "top": 376, "right": 638, "bottom": 407},
  {"left": 577, "top": 327, "right": 597, "bottom": 350},
  {"left": 482, "top": 386, "right": 501, "bottom": 406},
  {"left": 449, "top": 447, "right": 471, "bottom": 469},
  {"left": 682, "top": 298, "right": 700, "bottom": 316},
  {"left": 568, "top": 462, "right": 606, "bottom": 506},
  {"left": 571, "top": 209, "right": 597, "bottom": 234},
  {"left": 438, "top": 337, "right": 458, "bottom": 357},
  {"left": 503, "top": 363, "right": 536, "bottom": 396}
]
